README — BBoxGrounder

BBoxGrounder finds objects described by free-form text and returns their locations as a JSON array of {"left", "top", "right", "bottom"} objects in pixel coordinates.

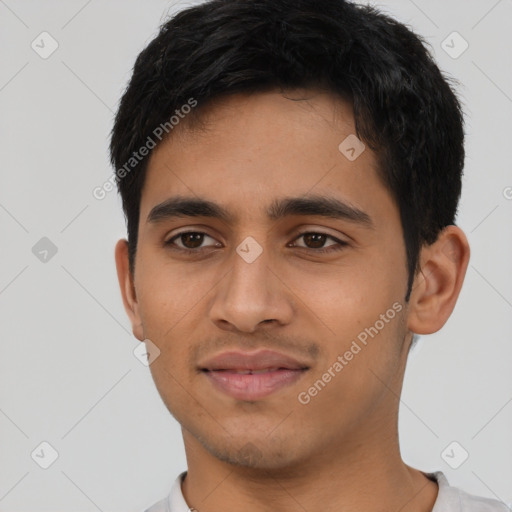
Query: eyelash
[{"left": 164, "top": 231, "right": 349, "bottom": 255}]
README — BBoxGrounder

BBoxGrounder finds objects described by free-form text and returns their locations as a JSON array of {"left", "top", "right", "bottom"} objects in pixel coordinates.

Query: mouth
[{"left": 199, "top": 350, "right": 310, "bottom": 401}]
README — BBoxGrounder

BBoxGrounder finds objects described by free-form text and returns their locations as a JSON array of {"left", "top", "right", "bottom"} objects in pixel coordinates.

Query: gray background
[{"left": 0, "top": 0, "right": 511, "bottom": 510}]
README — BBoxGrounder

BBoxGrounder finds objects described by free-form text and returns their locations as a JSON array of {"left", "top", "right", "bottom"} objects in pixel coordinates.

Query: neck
[{"left": 180, "top": 422, "right": 438, "bottom": 512}]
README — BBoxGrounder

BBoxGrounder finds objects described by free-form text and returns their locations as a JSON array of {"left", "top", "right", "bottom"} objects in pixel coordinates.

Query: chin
[
  {"left": 194, "top": 429, "right": 308, "bottom": 473},
  {"left": 213, "top": 446, "right": 298, "bottom": 472}
]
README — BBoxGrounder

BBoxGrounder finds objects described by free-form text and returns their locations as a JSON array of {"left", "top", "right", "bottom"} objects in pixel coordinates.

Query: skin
[{"left": 115, "top": 89, "right": 470, "bottom": 512}]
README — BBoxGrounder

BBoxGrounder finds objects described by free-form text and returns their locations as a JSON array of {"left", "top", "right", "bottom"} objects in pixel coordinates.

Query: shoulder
[
  {"left": 429, "top": 471, "right": 510, "bottom": 512},
  {"left": 141, "top": 471, "right": 189, "bottom": 512},
  {"left": 457, "top": 487, "right": 511, "bottom": 512},
  {"left": 142, "top": 495, "right": 170, "bottom": 512}
]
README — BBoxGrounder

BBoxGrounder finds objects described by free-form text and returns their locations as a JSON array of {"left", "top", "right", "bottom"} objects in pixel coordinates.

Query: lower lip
[{"left": 204, "top": 369, "right": 307, "bottom": 401}]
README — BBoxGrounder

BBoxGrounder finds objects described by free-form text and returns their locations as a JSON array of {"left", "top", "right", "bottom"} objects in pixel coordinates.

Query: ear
[
  {"left": 114, "top": 239, "right": 145, "bottom": 341},
  {"left": 407, "top": 225, "right": 470, "bottom": 335}
]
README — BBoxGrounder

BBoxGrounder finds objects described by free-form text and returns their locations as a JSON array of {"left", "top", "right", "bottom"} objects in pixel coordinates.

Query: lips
[
  {"left": 199, "top": 349, "right": 309, "bottom": 401},
  {"left": 200, "top": 349, "right": 309, "bottom": 372},
  {"left": 212, "top": 368, "right": 283, "bottom": 374}
]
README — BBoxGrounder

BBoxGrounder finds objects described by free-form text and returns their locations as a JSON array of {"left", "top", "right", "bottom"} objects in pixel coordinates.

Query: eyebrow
[{"left": 146, "top": 194, "right": 374, "bottom": 229}]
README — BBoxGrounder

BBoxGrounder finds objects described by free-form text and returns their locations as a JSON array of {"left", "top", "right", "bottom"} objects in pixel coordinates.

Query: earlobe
[
  {"left": 114, "top": 239, "right": 145, "bottom": 341},
  {"left": 407, "top": 225, "right": 470, "bottom": 335}
]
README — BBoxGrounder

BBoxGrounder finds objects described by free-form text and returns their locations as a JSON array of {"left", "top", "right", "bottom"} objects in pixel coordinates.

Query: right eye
[{"left": 165, "top": 231, "right": 222, "bottom": 252}]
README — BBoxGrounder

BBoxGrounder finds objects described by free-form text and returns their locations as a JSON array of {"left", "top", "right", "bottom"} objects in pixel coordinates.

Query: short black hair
[{"left": 110, "top": 0, "right": 465, "bottom": 302}]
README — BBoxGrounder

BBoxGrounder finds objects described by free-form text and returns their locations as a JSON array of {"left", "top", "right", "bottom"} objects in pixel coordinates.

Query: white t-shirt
[{"left": 143, "top": 470, "right": 510, "bottom": 512}]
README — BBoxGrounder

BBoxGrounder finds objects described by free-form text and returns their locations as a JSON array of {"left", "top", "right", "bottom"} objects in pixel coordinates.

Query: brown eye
[
  {"left": 302, "top": 233, "right": 328, "bottom": 249},
  {"left": 290, "top": 232, "right": 349, "bottom": 254},
  {"left": 165, "top": 232, "right": 220, "bottom": 251},
  {"left": 180, "top": 232, "right": 205, "bottom": 249}
]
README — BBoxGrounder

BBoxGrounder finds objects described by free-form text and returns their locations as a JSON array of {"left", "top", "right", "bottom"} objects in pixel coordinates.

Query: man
[{"left": 111, "top": 0, "right": 507, "bottom": 510}]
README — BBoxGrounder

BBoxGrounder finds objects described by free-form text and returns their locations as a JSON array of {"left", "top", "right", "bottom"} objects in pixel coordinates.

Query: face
[{"left": 119, "top": 90, "right": 416, "bottom": 471}]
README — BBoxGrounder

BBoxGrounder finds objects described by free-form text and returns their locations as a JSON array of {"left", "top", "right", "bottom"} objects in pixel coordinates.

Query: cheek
[
  {"left": 135, "top": 254, "right": 208, "bottom": 328},
  {"left": 295, "top": 309, "right": 406, "bottom": 429},
  {"left": 133, "top": 266, "right": 203, "bottom": 383},
  {"left": 289, "top": 259, "right": 406, "bottom": 383},
  {"left": 285, "top": 257, "right": 399, "bottom": 331}
]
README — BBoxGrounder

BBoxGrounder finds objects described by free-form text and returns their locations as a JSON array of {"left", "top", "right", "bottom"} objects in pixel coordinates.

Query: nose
[{"left": 208, "top": 244, "right": 294, "bottom": 333}]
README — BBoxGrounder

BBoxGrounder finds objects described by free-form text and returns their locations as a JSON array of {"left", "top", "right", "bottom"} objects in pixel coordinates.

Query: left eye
[{"left": 289, "top": 232, "right": 348, "bottom": 252}]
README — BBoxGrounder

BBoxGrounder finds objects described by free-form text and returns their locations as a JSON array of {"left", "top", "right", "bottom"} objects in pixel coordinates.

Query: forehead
[{"left": 139, "top": 89, "right": 394, "bottom": 228}]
